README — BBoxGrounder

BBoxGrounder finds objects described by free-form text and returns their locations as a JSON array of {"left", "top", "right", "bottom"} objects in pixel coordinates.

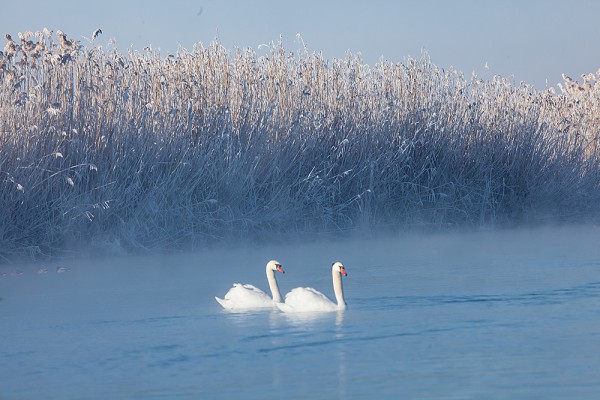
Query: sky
[{"left": 1, "top": 0, "right": 598, "bottom": 89}]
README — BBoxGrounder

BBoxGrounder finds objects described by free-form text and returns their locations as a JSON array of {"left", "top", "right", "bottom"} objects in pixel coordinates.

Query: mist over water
[{"left": 2, "top": 224, "right": 600, "bottom": 399}]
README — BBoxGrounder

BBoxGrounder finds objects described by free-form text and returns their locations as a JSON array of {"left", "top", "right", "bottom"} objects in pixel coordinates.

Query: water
[{"left": 2, "top": 225, "right": 600, "bottom": 399}]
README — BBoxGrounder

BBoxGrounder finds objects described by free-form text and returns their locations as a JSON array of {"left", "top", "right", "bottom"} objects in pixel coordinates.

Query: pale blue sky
[{"left": 2, "top": 0, "right": 598, "bottom": 89}]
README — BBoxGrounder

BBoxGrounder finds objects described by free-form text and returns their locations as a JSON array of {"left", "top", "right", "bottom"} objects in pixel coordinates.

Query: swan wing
[
  {"left": 215, "top": 283, "right": 274, "bottom": 309},
  {"left": 274, "top": 301, "right": 295, "bottom": 313},
  {"left": 280, "top": 287, "right": 338, "bottom": 312},
  {"left": 214, "top": 296, "right": 234, "bottom": 309}
]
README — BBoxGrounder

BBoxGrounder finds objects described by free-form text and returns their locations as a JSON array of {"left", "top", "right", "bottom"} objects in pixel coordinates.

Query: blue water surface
[{"left": 2, "top": 225, "right": 600, "bottom": 399}]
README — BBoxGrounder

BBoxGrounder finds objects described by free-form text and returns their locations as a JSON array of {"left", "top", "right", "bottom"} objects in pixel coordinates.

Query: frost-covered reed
[{"left": 0, "top": 30, "right": 598, "bottom": 260}]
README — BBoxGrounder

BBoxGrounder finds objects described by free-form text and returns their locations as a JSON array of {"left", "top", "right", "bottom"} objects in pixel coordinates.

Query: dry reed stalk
[{"left": 0, "top": 29, "right": 598, "bottom": 260}]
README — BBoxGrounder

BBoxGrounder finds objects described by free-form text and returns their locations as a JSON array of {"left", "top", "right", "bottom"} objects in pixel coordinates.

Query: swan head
[
  {"left": 332, "top": 261, "right": 347, "bottom": 276},
  {"left": 267, "top": 260, "right": 285, "bottom": 274}
]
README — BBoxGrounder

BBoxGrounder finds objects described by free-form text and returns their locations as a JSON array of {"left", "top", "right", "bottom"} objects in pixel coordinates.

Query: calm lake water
[{"left": 2, "top": 225, "right": 600, "bottom": 399}]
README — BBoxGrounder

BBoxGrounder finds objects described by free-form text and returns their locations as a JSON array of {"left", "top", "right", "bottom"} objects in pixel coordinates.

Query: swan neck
[
  {"left": 332, "top": 269, "right": 346, "bottom": 309},
  {"left": 266, "top": 267, "right": 282, "bottom": 303}
]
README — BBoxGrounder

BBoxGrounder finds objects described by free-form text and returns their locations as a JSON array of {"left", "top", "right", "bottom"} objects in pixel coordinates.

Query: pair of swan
[{"left": 215, "top": 260, "right": 348, "bottom": 312}]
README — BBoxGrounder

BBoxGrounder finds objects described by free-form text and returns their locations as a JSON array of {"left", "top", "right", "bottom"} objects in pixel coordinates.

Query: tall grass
[{"left": 0, "top": 30, "right": 598, "bottom": 260}]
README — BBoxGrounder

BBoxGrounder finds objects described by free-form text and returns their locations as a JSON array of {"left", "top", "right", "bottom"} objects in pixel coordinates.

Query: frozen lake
[{"left": 2, "top": 225, "right": 600, "bottom": 399}]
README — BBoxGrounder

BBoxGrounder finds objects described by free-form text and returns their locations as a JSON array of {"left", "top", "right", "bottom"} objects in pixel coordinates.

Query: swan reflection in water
[
  {"left": 270, "top": 309, "right": 346, "bottom": 326},
  {"left": 268, "top": 308, "right": 347, "bottom": 397}
]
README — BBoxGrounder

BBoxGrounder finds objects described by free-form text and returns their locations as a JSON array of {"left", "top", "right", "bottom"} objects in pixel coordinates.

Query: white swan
[
  {"left": 276, "top": 262, "right": 348, "bottom": 312},
  {"left": 215, "top": 260, "right": 285, "bottom": 309}
]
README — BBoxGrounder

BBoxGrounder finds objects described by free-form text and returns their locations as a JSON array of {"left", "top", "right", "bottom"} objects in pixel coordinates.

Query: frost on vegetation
[{"left": 0, "top": 29, "right": 599, "bottom": 260}]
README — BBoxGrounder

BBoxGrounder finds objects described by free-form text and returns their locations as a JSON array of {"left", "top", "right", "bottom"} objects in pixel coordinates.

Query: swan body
[
  {"left": 276, "top": 262, "right": 348, "bottom": 313},
  {"left": 215, "top": 260, "right": 285, "bottom": 309}
]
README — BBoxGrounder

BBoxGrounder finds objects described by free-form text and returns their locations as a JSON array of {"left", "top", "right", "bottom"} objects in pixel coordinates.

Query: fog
[{"left": 3, "top": 224, "right": 599, "bottom": 309}]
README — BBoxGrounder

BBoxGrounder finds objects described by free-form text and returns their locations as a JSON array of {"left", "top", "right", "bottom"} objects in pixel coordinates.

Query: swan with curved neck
[
  {"left": 276, "top": 262, "right": 348, "bottom": 313},
  {"left": 215, "top": 260, "right": 285, "bottom": 309}
]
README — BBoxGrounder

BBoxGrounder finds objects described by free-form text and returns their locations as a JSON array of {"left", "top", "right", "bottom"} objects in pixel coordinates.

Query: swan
[
  {"left": 276, "top": 262, "right": 348, "bottom": 312},
  {"left": 215, "top": 260, "right": 285, "bottom": 309}
]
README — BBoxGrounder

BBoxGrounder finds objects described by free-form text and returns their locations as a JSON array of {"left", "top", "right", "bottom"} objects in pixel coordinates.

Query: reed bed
[{"left": 0, "top": 30, "right": 598, "bottom": 260}]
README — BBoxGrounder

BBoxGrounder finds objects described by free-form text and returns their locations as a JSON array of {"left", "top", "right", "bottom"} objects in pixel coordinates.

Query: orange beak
[
  {"left": 340, "top": 266, "right": 347, "bottom": 276},
  {"left": 276, "top": 265, "right": 285, "bottom": 274}
]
